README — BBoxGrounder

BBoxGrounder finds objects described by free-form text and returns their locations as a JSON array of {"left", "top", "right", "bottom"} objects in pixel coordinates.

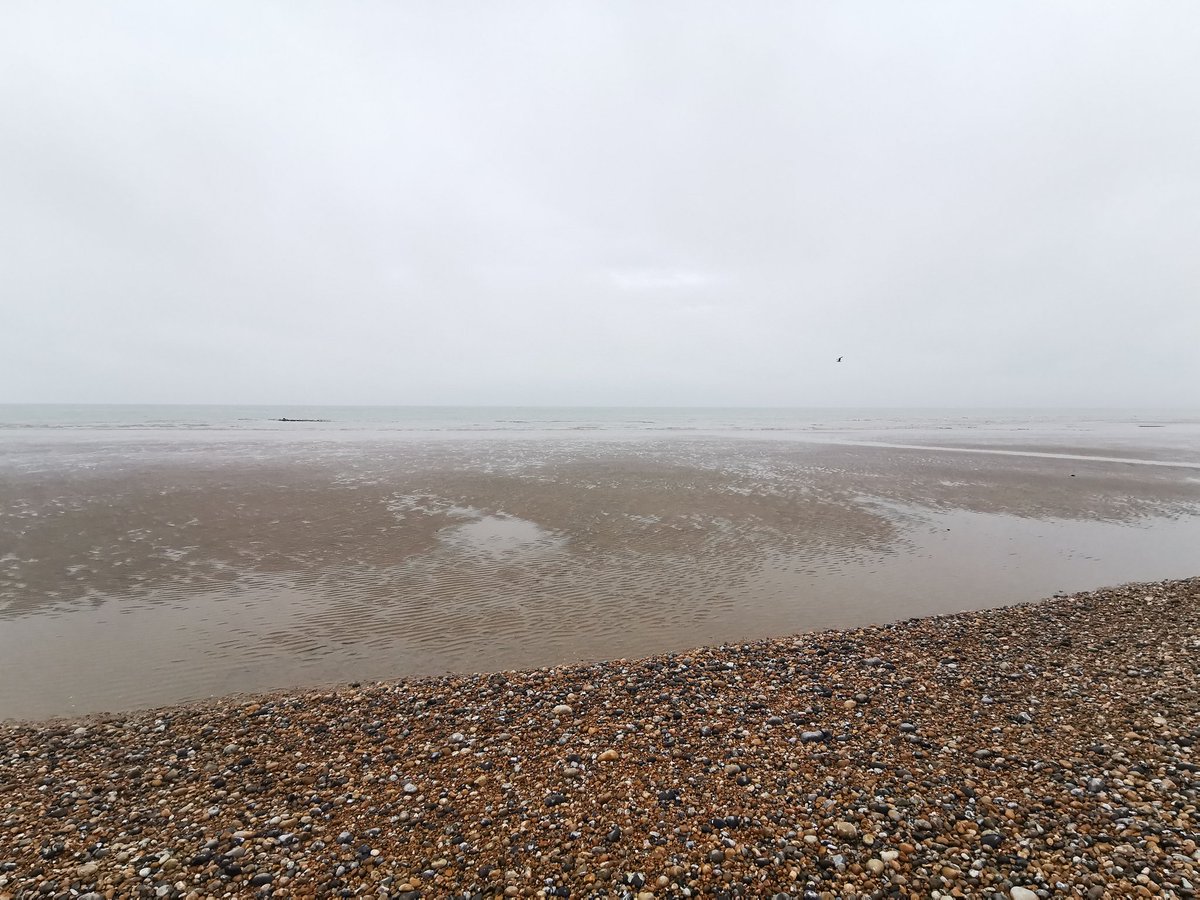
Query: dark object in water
[{"left": 276, "top": 417, "right": 331, "bottom": 423}]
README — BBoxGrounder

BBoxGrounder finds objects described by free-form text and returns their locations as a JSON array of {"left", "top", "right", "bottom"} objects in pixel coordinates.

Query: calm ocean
[{"left": 3, "top": 404, "right": 1199, "bottom": 437}]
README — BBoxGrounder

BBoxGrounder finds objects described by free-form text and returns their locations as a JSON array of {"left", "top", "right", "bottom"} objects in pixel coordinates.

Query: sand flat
[{"left": 2, "top": 437, "right": 1198, "bottom": 719}]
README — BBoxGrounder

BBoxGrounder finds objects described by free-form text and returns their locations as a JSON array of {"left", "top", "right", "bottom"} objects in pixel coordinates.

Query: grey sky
[{"left": 2, "top": 2, "right": 1198, "bottom": 406}]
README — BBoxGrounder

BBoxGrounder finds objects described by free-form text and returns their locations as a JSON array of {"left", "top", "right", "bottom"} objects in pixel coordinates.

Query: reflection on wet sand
[{"left": 2, "top": 439, "right": 1198, "bottom": 718}]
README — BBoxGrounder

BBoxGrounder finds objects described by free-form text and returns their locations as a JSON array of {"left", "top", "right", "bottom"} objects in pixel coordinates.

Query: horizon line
[{"left": 1, "top": 402, "right": 1197, "bottom": 411}]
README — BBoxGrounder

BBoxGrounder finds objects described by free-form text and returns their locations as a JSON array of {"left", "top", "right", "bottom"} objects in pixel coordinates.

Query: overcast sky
[{"left": 2, "top": 2, "right": 1198, "bottom": 406}]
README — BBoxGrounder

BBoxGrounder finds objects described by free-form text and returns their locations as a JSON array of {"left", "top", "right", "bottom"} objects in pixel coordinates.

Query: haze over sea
[
  {"left": 5, "top": 404, "right": 1200, "bottom": 447},
  {"left": 2, "top": 405, "right": 1199, "bottom": 719}
]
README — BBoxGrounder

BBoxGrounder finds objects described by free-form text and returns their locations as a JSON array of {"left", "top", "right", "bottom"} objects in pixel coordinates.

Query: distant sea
[{"left": 3, "top": 404, "right": 1200, "bottom": 440}]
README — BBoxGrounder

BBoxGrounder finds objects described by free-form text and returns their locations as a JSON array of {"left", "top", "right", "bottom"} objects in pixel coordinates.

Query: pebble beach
[{"left": 2, "top": 578, "right": 1197, "bottom": 899}]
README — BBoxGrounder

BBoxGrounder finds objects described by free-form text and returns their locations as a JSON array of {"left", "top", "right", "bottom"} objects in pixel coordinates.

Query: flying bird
[{"left": 836, "top": 356, "right": 843, "bottom": 362}]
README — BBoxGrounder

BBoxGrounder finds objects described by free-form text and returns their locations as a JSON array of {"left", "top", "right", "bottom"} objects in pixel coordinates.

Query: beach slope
[{"left": 2, "top": 579, "right": 1197, "bottom": 898}]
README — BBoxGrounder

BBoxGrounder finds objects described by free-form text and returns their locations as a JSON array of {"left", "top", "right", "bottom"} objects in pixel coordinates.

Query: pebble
[{"left": 834, "top": 820, "right": 857, "bottom": 839}]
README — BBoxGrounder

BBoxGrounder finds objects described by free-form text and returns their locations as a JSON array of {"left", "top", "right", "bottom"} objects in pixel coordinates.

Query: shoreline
[{"left": 2, "top": 578, "right": 1197, "bottom": 898}]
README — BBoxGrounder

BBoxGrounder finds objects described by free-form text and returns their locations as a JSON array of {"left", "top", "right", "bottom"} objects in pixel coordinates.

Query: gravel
[{"left": 1, "top": 578, "right": 1198, "bottom": 898}]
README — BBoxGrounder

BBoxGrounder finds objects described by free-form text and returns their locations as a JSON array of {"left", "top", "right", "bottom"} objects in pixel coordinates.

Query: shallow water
[{"left": 2, "top": 412, "right": 1199, "bottom": 719}]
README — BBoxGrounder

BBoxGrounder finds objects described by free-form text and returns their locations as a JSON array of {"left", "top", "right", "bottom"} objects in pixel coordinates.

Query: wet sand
[
  {"left": 2, "top": 438, "right": 1199, "bottom": 719},
  {"left": 1, "top": 578, "right": 1197, "bottom": 898}
]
